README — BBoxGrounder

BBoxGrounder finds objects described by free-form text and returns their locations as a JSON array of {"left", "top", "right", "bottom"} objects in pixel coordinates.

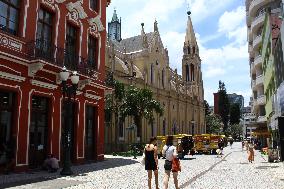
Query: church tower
[
  {"left": 108, "top": 9, "right": 122, "bottom": 42},
  {"left": 182, "top": 11, "right": 203, "bottom": 99}
]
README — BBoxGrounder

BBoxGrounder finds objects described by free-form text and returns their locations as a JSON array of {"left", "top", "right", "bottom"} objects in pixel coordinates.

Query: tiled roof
[{"left": 113, "top": 32, "right": 155, "bottom": 53}]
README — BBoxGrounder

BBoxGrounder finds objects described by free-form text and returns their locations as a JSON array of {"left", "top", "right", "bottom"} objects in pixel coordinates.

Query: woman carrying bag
[
  {"left": 162, "top": 136, "right": 180, "bottom": 189},
  {"left": 144, "top": 137, "right": 159, "bottom": 189}
]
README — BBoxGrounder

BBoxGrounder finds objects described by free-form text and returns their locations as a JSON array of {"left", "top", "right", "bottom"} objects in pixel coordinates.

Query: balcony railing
[
  {"left": 256, "top": 74, "right": 264, "bottom": 86},
  {"left": 26, "top": 39, "right": 98, "bottom": 77},
  {"left": 257, "top": 95, "right": 265, "bottom": 105}
]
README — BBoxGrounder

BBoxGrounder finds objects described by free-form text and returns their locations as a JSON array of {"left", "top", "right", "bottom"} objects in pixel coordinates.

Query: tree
[
  {"left": 205, "top": 114, "right": 223, "bottom": 134},
  {"left": 218, "top": 81, "right": 230, "bottom": 133},
  {"left": 227, "top": 124, "right": 243, "bottom": 139},
  {"left": 230, "top": 103, "right": 241, "bottom": 125},
  {"left": 120, "top": 86, "right": 164, "bottom": 139},
  {"left": 204, "top": 100, "right": 210, "bottom": 116},
  {"left": 105, "top": 73, "right": 125, "bottom": 149}
]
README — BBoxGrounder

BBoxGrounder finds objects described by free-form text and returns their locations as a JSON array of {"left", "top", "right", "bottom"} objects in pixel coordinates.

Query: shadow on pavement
[
  {"left": 255, "top": 165, "right": 279, "bottom": 169},
  {"left": 181, "top": 157, "right": 196, "bottom": 160},
  {"left": 0, "top": 157, "right": 138, "bottom": 189}
]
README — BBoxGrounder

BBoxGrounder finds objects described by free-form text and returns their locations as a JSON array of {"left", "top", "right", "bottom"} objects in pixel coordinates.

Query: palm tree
[{"left": 120, "top": 86, "right": 164, "bottom": 140}]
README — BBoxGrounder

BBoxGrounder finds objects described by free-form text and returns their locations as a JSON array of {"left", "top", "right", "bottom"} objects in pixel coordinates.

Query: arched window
[
  {"left": 163, "top": 119, "right": 166, "bottom": 136},
  {"left": 190, "top": 64, "right": 195, "bottom": 81},
  {"left": 185, "top": 64, "right": 190, "bottom": 82},
  {"left": 150, "top": 64, "right": 154, "bottom": 84},
  {"left": 192, "top": 46, "right": 195, "bottom": 55},
  {"left": 162, "top": 68, "right": 165, "bottom": 87},
  {"left": 187, "top": 46, "right": 191, "bottom": 54}
]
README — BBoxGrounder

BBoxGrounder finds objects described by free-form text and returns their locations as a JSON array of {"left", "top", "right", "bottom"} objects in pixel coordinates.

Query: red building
[
  {"left": 0, "top": 0, "right": 111, "bottom": 173},
  {"left": 213, "top": 93, "right": 219, "bottom": 115}
]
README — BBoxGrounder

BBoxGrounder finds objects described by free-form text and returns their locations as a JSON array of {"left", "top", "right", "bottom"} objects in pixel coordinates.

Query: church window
[
  {"left": 150, "top": 64, "right": 154, "bottom": 84},
  {"left": 162, "top": 119, "right": 166, "bottom": 136},
  {"left": 185, "top": 64, "right": 190, "bottom": 82},
  {"left": 119, "top": 118, "right": 124, "bottom": 138},
  {"left": 187, "top": 46, "right": 191, "bottom": 54},
  {"left": 162, "top": 68, "right": 165, "bottom": 88},
  {"left": 190, "top": 64, "right": 195, "bottom": 81},
  {"left": 193, "top": 46, "right": 195, "bottom": 54}
]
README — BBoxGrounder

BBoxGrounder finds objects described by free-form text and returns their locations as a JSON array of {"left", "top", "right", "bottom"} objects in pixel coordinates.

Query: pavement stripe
[{"left": 179, "top": 152, "right": 233, "bottom": 189}]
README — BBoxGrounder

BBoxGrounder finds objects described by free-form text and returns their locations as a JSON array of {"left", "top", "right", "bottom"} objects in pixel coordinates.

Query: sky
[{"left": 106, "top": 0, "right": 250, "bottom": 106}]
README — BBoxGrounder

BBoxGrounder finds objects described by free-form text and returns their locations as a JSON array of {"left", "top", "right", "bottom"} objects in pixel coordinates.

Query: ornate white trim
[
  {"left": 28, "top": 63, "right": 44, "bottom": 77},
  {"left": 78, "top": 79, "right": 91, "bottom": 90},
  {"left": 0, "top": 33, "right": 23, "bottom": 52},
  {"left": 88, "top": 15, "right": 105, "bottom": 32},
  {"left": 31, "top": 79, "right": 58, "bottom": 89},
  {"left": 0, "top": 71, "right": 25, "bottom": 82},
  {"left": 85, "top": 92, "right": 102, "bottom": 100},
  {"left": 66, "top": 1, "right": 87, "bottom": 21}
]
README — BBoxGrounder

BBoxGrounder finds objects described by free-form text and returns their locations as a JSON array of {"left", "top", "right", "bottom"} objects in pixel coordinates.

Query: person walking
[
  {"left": 144, "top": 137, "right": 159, "bottom": 189},
  {"left": 247, "top": 142, "right": 255, "bottom": 163},
  {"left": 162, "top": 136, "right": 179, "bottom": 189}
]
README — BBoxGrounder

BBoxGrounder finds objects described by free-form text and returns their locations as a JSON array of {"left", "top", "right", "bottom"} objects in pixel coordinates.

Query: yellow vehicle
[
  {"left": 209, "top": 135, "right": 222, "bottom": 154},
  {"left": 193, "top": 134, "right": 211, "bottom": 154},
  {"left": 172, "top": 134, "right": 194, "bottom": 159},
  {"left": 156, "top": 135, "right": 166, "bottom": 158}
]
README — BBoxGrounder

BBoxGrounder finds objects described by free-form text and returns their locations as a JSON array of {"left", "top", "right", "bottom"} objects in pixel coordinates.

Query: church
[{"left": 105, "top": 10, "right": 205, "bottom": 152}]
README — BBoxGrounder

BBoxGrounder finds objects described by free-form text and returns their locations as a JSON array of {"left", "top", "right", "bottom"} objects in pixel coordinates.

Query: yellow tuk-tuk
[{"left": 193, "top": 134, "right": 211, "bottom": 154}]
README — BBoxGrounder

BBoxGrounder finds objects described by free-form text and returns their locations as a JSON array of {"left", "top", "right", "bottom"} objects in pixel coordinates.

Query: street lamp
[
  {"left": 191, "top": 120, "right": 195, "bottom": 135},
  {"left": 59, "top": 66, "right": 79, "bottom": 175}
]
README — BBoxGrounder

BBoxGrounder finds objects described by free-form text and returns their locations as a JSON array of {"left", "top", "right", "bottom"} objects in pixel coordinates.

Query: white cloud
[
  {"left": 218, "top": 6, "right": 245, "bottom": 33},
  {"left": 186, "top": 0, "right": 234, "bottom": 24}
]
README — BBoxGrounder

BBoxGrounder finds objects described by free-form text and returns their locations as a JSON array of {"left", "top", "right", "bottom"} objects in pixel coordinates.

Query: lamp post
[
  {"left": 59, "top": 66, "right": 79, "bottom": 175},
  {"left": 191, "top": 120, "right": 195, "bottom": 135}
]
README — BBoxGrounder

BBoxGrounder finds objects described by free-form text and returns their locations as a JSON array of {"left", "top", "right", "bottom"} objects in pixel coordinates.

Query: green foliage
[
  {"left": 218, "top": 80, "right": 230, "bottom": 133},
  {"left": 230, "top": 103, "right": 241, "bottom": 125},
  {"left": 204, "top": 100, "right": 210, "bottom": 116},
  {"left": 205, "top": 114, "right": 223, "bottom": 134},
  {"left": 227, "top": 124, "right": 243, "bottom": 139},
  {"left": 120, "top": 86, "right": 164, "bottom": 137}
]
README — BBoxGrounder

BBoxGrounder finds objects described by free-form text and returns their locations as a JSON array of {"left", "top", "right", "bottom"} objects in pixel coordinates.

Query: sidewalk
[{"left": 0, "top": 156, "right": 138, "bottom": 189}]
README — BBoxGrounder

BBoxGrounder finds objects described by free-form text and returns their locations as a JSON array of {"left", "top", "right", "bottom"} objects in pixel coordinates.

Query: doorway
[
  {"left": 85, "top": 105, "right": 97, "bottom": 161},
  {"left": 29, "top": 96, "right": 49, "bottom": 169},
  {"left": 0, "top": 91, "right": 15, "bottom": 170},
  {"left": 61, "top": 100, "right": 76, "bottom": 162}
]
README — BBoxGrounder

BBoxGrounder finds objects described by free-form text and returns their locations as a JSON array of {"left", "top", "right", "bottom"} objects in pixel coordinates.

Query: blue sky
[{"left": 106, "top": 0, "right": 250, "bottom": 106}]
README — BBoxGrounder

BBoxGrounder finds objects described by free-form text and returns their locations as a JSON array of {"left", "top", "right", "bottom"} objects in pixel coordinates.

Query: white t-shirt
[{"left": 162, "top": 145, "right": 177, "bottom": 161}]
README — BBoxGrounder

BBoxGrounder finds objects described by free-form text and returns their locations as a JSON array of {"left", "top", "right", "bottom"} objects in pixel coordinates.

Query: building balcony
[
  {"left": 257, "top": 115, "right": 267, "bottom": 123},
  {"left": 26, "top": 39, "right": 99, "bottom": 78},
  {"left": 251, "top": 79, "right": 256, "bottom": 90},
  {"left": 251, "top": 13, "right": 265, "bottom": 34},
  {"left": 257, "top": 95, "right": 266, "bottom": 105},
  {"left": 253, "top": 35, "right": 262, "bottom": 51},
  {"left": 247, "top": 27, "right": 253, "bottom": 42},
  {"left": 249, "top": 0, "right": 272, "bottom": 17},
  {"left": 256, "top": 74, "right": 264, "bottom": 86},
  {"left": 250, "top": 62, "right": 256, "bottom": 75},
  {"left": 254, "top": 55, "right": 262, "bottom": 67}
]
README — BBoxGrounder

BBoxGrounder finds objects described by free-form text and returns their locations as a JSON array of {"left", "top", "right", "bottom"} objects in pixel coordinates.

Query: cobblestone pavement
[{"left": 1, "top": 142, "right": 284, "bottom": 189}]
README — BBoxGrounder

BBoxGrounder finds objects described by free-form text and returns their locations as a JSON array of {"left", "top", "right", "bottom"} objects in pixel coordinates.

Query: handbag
[{"left": 172, "top": 157, "right": 181, "bottom": 172}]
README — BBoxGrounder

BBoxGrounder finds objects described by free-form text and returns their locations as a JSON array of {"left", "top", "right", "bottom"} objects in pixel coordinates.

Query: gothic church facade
[{"left": 105, "top": 10, "right": 205, "bottom": 150}]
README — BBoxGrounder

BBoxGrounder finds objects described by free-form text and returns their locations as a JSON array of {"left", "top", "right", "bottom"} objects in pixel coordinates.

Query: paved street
[{"left": 1, "top": 142, "right": 284, "bottom": 189}]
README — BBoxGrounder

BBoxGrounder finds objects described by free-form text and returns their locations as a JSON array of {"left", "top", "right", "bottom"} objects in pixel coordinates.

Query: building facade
[
  {"left": 246, "top": 0, "right": 281, "bottom": 146},
  {"left": 0, "top": 0, "right": 111, "bottom": 173},
  {"left": 104, "top": 11, "right": 205, "bottom": 152}
]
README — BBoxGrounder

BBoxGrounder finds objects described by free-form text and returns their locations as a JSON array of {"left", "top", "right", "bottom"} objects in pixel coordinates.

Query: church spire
[
  {"left": 111, "top": 9, "right": 119, "bottom": 22},
  {"left": 185, "top": 11, "right": 197, "bottom": 46}
]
